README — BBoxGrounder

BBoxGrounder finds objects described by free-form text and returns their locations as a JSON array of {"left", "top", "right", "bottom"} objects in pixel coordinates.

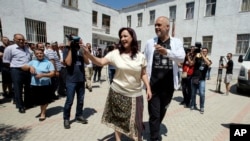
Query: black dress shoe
[
  {"left": 39, "top": 117, "right": 46, "bottom": 121},
  {"left": 19, "top": 108, "right": 25, "bottom": 113},
  {"left": 64, "top": 120, "right": 70, "bottom": 129}
]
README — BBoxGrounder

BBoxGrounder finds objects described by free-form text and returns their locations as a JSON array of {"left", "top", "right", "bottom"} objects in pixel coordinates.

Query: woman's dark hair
[
  {"left": 70, "top": 41, "right": 80, "bottom": 64},
  {"left": 118, "top": 27, "right": 138, "bottom": 59}
]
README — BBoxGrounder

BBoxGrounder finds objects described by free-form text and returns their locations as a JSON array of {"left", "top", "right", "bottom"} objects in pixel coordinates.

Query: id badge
[{"left": 76, "top": 61, "right": 81, "bottom": 66}]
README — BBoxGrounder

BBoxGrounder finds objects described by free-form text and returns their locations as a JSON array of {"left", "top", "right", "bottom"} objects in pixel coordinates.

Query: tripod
[{"left": 215, "top": 56, "right": 224, "bottom": 94}]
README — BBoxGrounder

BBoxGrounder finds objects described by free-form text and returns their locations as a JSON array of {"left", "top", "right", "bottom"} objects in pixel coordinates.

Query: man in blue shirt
[{"left": 3, "top": 33, "right": 31, "bottom": 113}]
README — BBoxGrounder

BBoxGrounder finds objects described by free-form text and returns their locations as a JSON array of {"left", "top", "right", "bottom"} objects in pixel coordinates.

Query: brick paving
[{"left": 0, "top": 68, "right": 250, "bottom": 141}]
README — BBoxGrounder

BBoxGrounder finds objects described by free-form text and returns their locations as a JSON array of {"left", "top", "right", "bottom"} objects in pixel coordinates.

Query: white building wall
[
  {"left": 119, "top": 0, "right": 250, "bottom": 70},
  {"left": 0, "top": 0, "right": 92, "bottom": 43}
]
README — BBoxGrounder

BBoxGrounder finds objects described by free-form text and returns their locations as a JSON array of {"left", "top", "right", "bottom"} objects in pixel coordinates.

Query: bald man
[{"left": 144, "top": 16, "right": 185, "bottom": 141}]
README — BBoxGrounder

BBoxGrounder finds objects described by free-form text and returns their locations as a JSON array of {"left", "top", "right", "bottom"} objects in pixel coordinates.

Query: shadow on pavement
[
  {"left": 230, "top": 84, "right": 250, "bottom": 97},
  {"left": 35, "top": 106, "right": 63, "bottom": 118},
  {"left": 82, "top": 107, "right": 97, "bottom": 119},
  {"left": 0, "top": 124, "right": 31, "bottom": 141},
  {"left": 143, "top": 121, "right": 168, "bottom": 141},
  {"left": 172, "top": 96, "right": 183, "bottom": 103}
]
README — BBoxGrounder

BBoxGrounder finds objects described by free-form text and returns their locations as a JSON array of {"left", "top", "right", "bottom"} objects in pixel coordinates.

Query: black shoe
[
  {"left": 75, "top": 116, "right": 88, "bottom": 124},
  {"left": 19, "top": 108, "right": 25, "bottom": 113},
  {"left": 64, "top": 120, "right": 70, "bottom": 129},
  {"left": 39, "top": 117, "right": 46, "bottom": 121},
  {"left": 180, "top": 101, "right": 185, "bottom": 105}
]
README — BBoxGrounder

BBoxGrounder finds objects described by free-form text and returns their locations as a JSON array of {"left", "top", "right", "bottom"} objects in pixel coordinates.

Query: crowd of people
[{"left": 0, "top": 15, "right": 234, "bottom": 141}]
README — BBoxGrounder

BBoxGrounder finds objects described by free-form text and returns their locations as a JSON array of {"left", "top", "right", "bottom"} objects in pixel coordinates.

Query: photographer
[
  {"left": 63, "top": 35, "right": 89, "bottom": 129},
  {"left": 190, "top": 45, "right": 211, "bottom": 114},
  {"left": 181, "top": 46, "right": 196, "bottom": 107}
]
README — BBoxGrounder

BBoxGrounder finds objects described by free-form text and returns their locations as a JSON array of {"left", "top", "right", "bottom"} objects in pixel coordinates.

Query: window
[
  {"left": 137, "top": 13, "right": 143, "bottom": 27},
  {"left": 63, "top": 26, "right": 78, "bottom": 43},
  {"left": 241, "top": 0, "right": 250, "bottom": 12},
  {"left": 169, "top": 6, "right": 176, "bottom": 21},
  {"left": 183, "top": 37, "right": 192, "bottom": 48},
  {"left": 102, "top": 14, "right": 111, "bottom": 34},
  {"left": 25, "top": 18, "right": 47, "bottom": 43},
  {"left": 202, "top": 36, "right": 213, "bottom": 54},
  {"left": 186, "top": 2, "right": 194, "bottom": 19},
  {"left": 92, "top": 11, "right": 98, "bottom": 26},
  {"left": 62, "top": 0, "right": 78, "bottom": 9},
  {"left": 127, "top": 15, "right": 131, "bottom": 27},
  {"left": 206, "top": 0, "right": 216, "bottom": 16},
  {"left": 236, "top": 34, "right": 250, "bottom": 54},
  {"left": 149, "top": 10, "right": 155, "bottom": 25},
  {"left": 0, "top": 19, "right": 2, "bottom": 40}
]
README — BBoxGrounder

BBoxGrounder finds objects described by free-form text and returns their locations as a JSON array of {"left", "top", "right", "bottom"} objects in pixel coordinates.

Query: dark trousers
[
  {"left": 181, "top": 76, "right": 192, "bottom": 106},
  {"left": 10, "top": 68, "right": 31, "bottom": 109},
  {"left": 93, "top": 67, "right": 102, "bottom": 82},
  {"left": 63, "top": 82, "right": 85, "bottom": 120},
  {"left": 148, "top": 88, "right": 174, "bottom": 140},
  {"left": 108, "top": 68, "right": 115, "bottom": 84}
]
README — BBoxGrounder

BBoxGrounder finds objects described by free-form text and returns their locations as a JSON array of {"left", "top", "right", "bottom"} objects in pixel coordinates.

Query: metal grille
[
  {"left": 63, "top": 26, "right": 78, "bottom": 43},
  {"left": 25, "top": 18, "right": 47, "bottom": 43}
]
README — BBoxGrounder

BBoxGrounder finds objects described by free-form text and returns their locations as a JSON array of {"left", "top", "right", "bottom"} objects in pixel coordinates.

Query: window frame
[
  {"left": 202, "top": 36, "right": 213, "bottom": 54},
  {"left": 25, "top": 18, "right": 47, "bottom": 43},
  {"left": 92, "top": 11, "right": 98, "bottom": 26},
  {"left": 169, "top": 6, "right": 177, "bottom": 22},
  {"left": 137, "top": 13, "right": 143, "bottom": 27},
  {"left": 205, "top": 0, "right": 216, "bottom": 17},
  {"left": 63, "top": 26, "right": 78, "bottom": 44},
  {"left": 127, "top": 15, "right": 131, "bottom": 27},
  {"left": 186, "top": 2, "right": 195, "bottom": 20},
  {"left": 236, "top": 34, "right": 250, "bottom": 54},
  {"left": 62, "top": 0, "right": 78, "bottom": 9},
  {"left": 241, "top": 0, "right": 250, "bottom": 12},
  {"left": 149, "top": 10, "right": 155, "bottom": 25}
]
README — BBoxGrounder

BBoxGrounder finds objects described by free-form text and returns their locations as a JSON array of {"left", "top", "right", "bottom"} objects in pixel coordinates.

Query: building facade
[{"left": 0, "top": 0, "right": 250, "bottom": 69}]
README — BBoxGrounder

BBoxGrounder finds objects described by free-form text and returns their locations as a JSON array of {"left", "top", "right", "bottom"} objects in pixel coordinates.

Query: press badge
[{"left": 76, "top": 61, "right": 81, "bottom": 66}]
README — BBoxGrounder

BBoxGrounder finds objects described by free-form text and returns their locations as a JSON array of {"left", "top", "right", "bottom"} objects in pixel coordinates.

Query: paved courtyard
[{"left": 0, "top": 69, "right": 250, "bottom": 141}]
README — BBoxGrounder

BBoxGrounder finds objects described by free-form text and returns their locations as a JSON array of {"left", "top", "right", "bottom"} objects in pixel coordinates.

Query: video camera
[
  {"left": 194, "top": 42, "right": 202, "bottom": 54},
  {"left": 184, "top": 42, "right": 202, "bottom": 54},
  {"left": 65, "top": 34, "right": 81, "bottom": 43}
]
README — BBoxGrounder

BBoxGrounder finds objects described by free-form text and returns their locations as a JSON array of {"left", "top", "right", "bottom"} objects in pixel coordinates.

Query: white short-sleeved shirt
[{"left": 105, "top": 49, "right": 147, "bottom": 97}]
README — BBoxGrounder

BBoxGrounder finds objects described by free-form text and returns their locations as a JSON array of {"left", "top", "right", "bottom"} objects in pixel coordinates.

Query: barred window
[
  {"left": 186, "top": 2, "right": 194, "bottom": 19},
  {"left": 183, "top": 37, "right": 192, "bottom": 48},
  {"left": 25, "top": 18, "right": 47, "bottom": 43},
  {"left": 206, "top": 0, "right": 216, "bottom": 16},
  {"left": 169, "top": 6, "right": 176, "bottom": 21},
  {"left": 62, "top": 0, "right": 78, "bottom": 9},
  {"left": 236, "top": 34, "right": 250, "bottom": 54},
  {"left": 93, "top": 11, "right": 98, "bottom": 26},
  {"left": 241, "top": 0, "right": 250, "bottom": 12},
  {"left": 127, "top": 15, "right": 131, "bottom": 27},
  {"left": 149, "top": 10, "right": 155, "bottom": 25},
  {"left": 63, "top": 26, "right": 78, "bottom": 43},
  {"left": 137, "top": 13, "right": 143, "bottom": 27},
  {"left": 202, "top": 36, "right": 213, "bottom": 54}
]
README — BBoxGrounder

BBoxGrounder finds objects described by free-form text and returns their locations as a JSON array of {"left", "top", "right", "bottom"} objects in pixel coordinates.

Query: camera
[
  {"left": 65, "top": 34, "right": 81, "bottom": 43},
  {"left": 194, "top": 42, "right": 202, "bottom": 54}
]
